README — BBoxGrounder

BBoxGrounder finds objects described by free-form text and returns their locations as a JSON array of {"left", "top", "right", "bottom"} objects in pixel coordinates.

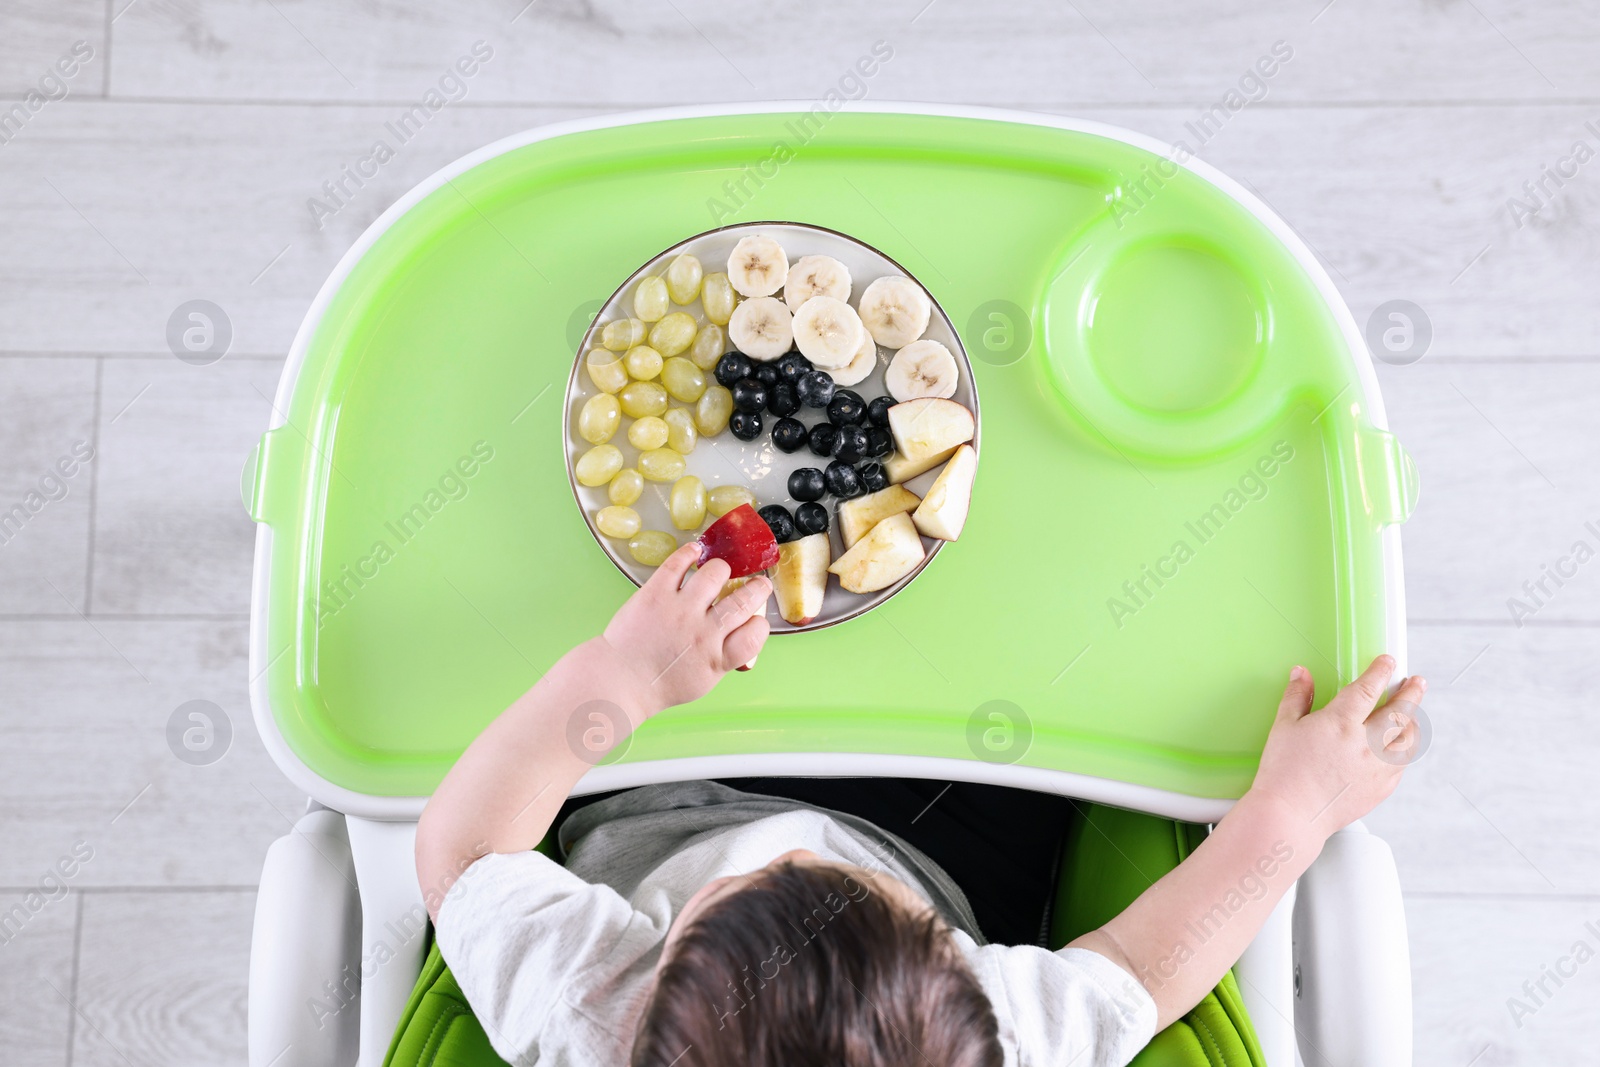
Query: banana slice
[
  {"left": 727, "top": 296, "right": 794, "bottom": 361},
  {"left": 885, "top": 339, "right": 959, "bottom": 401},
  {"left": 784, "top": 255, "right": 852, "bottom": 307},
  {"left": 791, "top": 296, "right": 864, "bottom": 369},
  {"left": 857, "top": 276, "right": 931, "bottom": 349},
  {"left": 727, "top": 235, "right": 789, "bottom": 297},
  {"left": 828, "top": 324, "right": 878, "bottom": 386}
]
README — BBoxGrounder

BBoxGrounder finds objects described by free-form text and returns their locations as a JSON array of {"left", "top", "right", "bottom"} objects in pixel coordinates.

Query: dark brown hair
[{"left": 632, "top": 861, "right": 1002, "bottom": 1067}]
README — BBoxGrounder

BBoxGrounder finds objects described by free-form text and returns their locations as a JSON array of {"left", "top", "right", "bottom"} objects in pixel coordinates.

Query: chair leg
[
  {"left": 346, "top": 818, "right": 429, "bottom": 1067},
  {"left": 1291, "top": 822, "right": 1412, "bottom": 1067},
  {"left": 249, "top": 810, "right": 361, "bottom": 1067}
]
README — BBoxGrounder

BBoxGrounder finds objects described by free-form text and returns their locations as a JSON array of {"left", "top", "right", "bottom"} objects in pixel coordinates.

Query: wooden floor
[{"left": 2, "top": 2, "right": 1597, "bottom": 1063}]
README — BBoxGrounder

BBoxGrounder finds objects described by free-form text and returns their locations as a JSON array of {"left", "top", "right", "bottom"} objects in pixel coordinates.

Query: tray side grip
[
  {"left": 246, "top": 427, "right": 304, "bottom": 526},
  {"left": 1354, "top": 427, "right": 1419, "bottom": 526}
]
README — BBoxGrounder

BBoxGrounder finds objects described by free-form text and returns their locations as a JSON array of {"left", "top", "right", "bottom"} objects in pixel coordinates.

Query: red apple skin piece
[{"left": 696, "top": 503, "right": 780, "bottom": 578}]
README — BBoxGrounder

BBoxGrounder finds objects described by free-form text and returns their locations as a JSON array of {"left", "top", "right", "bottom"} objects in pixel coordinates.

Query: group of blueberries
[{"left": 714, "top": 349, "right": 895, "bottom": 544}]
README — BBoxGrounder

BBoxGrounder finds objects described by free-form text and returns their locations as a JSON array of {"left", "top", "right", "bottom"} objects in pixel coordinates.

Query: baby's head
[{"left": 632, "top": 850, "right": 1001, "bottom": 1066}]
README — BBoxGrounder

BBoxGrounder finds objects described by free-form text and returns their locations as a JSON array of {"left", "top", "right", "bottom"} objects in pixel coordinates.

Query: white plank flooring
[
  {"left": 72, "top": 890, "right": 254, "bottom": 1067},
  {"left": 1, "top": 1, "right": 1595, "bottom": 1063}
]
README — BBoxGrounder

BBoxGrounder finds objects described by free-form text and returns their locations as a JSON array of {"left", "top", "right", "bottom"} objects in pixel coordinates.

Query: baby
[{"left": 416, "top": 543, "right": 1424, "bottom": 1066}]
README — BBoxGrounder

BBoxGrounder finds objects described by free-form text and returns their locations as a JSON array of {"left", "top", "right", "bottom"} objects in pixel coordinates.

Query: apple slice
[
  {"left": 773, "top": 532, "right": 830, "bottom": 625},
  {"left": 912, "top": 444, "right": 976, "bottom": 541},
  {"left": 886, "top": 398, "right": 975, "bottom": 482},
  {"left": 838, "top": 485, "right": 922, "bottom": 549},
  {"left": 827, "top": 511, "right": 925, "bottom": 594},
  {"left": 884, "top": 449, "right": 951, "bottom": 484},
  {"left": 697, "top": 504, "right": 779, "bottom": 578}
]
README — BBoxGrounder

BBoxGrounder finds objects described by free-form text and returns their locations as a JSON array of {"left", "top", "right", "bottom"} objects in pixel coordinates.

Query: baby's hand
[
  {"left": 602, "top": 542, "right": 772, "bottom": 712},
  {"left": 1247, "top": 655, "right": 1425, "bottom": 840}
]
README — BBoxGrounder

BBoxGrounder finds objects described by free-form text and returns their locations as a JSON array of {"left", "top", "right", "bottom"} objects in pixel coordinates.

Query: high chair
[{"left": 244, "top": 104, "right": 1418, "bottom": 1067}]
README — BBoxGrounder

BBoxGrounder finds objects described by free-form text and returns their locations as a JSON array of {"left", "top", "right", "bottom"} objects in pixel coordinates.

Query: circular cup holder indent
[
  {"left": 1040, "top": 234, "right": 1281, "bottom": 459},
  {"left": 1086, "top": 242, "right": 1264, "bottom": 415}
]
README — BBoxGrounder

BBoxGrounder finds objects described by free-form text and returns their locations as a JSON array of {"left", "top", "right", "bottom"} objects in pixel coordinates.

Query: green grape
[
  {"left": 627, "top": 415, "right": 669, "bottom": 451},
  {"left": 576, "top": 392, "right": 620, "bottom": 444},
  {"left": 609, "top": 468, "right": 644, "bottom": 506},
  {"left": 702, "top": 272, "right": 736, "bottom": 326},
  {"left": 585, "top": 349, "right": 628, "bottom": 394},
  {"left": 628, "top": 530, "right": 678, "bottom": 567},
  {"left": 665, "top": 253, "right": 704, "bottom": 305},
  {"left": 601, "top": 318, "right": 646, "bottom": 352},
  {"left": 690, "top": 323, "right": 726, "bottom": 371},
  {"left": 619, "top": 381, "right": 668, "bottom": 419},
  {"left": 575, "top": 444, "right": 623, "bottom": 487},
  {"left": 638, "top": 447, "right": 686, "bottom": 483},
  {"left": 707, "top": 484, "right": 755, "bottom": 518},
  {"left": 623, "top": 344, "right": 663, "bottom": 381},
  {"left": 669, "top": 476, "right": 708, "bottom": 531},
  {"left": 633, "top": 276, "right": 669, "bottom": 322},
  {"left": 649, "top": 312, "right": 697, "bottom": 358},
  {"left": 595, "top": 505, "right": 641, "bottom": 539},
  {"left": 694, "top": 384, "right": 733, "bottom": 437},
  {"left": 664, "top": 407, "right": 697, "bottom": 454},
  {"left": 660, "top": 357, "right": 707, "bottom": 403}
]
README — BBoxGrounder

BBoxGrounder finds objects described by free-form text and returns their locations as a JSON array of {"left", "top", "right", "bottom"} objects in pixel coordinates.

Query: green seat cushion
[
  {"left": 385, "top": 803, "right": 1262, "bottom": 1067},
  {"left": 1050, "top": 804, "right": 1266, "bottom": 1067},
  {"left": 382, "top": 938, "right": 508, "bottom": 1067}
]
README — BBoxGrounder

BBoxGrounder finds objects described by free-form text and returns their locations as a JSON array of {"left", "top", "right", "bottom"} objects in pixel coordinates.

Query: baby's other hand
[
  {"left": 1248, "top": 656, "right": 1425, "bottom": 841},
  {"left": 602, "top": 542, "right": 771, "bottom": 712}
]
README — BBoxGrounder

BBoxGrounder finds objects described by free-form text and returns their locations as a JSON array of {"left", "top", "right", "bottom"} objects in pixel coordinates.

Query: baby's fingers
[
  {"left": 648, "top": 542, "right": 702, "bottom": 594},
  {"left": 1389, "top": 672, "right": 1427, "bottom": 708},
  {"left": 1274, "top": 665, "right": 1314, "bottom": 724},
  {"left": 1332, "top": 654, "right": 1396, "bottom": 721},
  {"left": 711, "top": 576, "right": 771, "bottom": 637},
  {"left": 721, "top": 614, "right": 770, "bottom": 672},
  {"left": 683, "top": 556, "right": 733, "bottom": 607},
  {"left": 1365, "top": 674, "right": 1427, "bottom": 766}
]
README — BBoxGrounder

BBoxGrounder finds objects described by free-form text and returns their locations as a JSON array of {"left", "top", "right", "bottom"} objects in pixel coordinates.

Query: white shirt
[{"left": 436, "top": 784, "right": 1155, "bottom": 1067}]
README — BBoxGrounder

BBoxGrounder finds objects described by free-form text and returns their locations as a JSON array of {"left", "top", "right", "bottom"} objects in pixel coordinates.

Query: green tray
[{"left": 246, "top": 107, "right": 1416, "bottom": 809}]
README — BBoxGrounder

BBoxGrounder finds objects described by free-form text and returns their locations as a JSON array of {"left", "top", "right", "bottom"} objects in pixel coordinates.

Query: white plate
[{"left": 565, "top": 221, "right": 980, "bottom": 633}]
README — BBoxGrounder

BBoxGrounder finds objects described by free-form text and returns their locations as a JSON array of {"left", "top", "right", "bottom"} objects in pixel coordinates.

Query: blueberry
[
  {"left": 794, "top": 501, "right": 829, "bottom": 536},
  {"left": 716, "top": 352, "right": 754, "bottom": 388},
  {"left": 771, "top": 417, "right": 808, "bottom": 453},
  {"left": 827, "top": 390, "right": 866, "bottom": 426},
  {"left": 807, "top": 422, "right": 839, "bottom": 458},
  {"left": 776, "top": 351, "right": 814, "bottom": 384},
  {"left": 755, "top": 363, "right": 781, "bottom": 387},
  {"left": 788, "top": 466, "right": 826, "bottom": 502},
  {"left": 729, "top": 410, "right": 763, "bottom": 441},
  {"left": 824, "top": 460, "right": 864, "bottom": 498},
  {"left": 834, "top": 425, "right": 869, "bottom": 463},
  {"left": 731, "top": 377, "right": 768, "bottom": 413},
  {"left": 758, "top": 504, "right": 798, "bottom": 544},
  {"left": 858, "top": 461, "right": 889, "bottom": 493},
  {"left": 796, "top": 370, "right": 836, "bottom": 409},
  {"left": 767, "top": 382, "right": 799, "bottom": 417},
  {"left": 867, "top": 396, "right": 895, "bottom": 427},
  {"left": 864, "top": 426, "right": 893, "bottom": 459}
]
